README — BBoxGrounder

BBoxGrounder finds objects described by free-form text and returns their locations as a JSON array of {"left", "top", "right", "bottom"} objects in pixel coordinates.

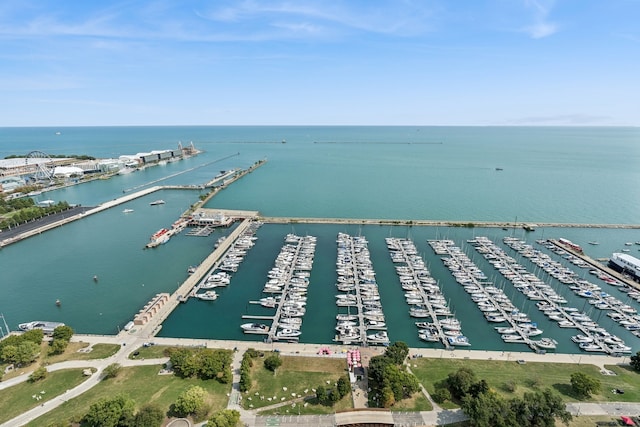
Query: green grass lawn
[
  {"left": 47, "top": 343, "right": 121, "bottom": 362},
  {"left": 244, "top": 353, "right": 352, "bottom": 414},
  {"left": 26, "top": 364, "right": 232, "bottom": 427},
  {"left": 0, "top": 369, "right": 91, "bottom": 424},
  {"left": 410, "top": 358, "right": 640, "bottom": 406},
  {"left": 128, "top": 344, "right": 172, "bottom": 360}
]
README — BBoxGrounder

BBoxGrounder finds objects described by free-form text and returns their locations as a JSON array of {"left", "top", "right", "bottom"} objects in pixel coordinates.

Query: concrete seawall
[{"left": 260, "top": 216, "right": 640, "bottom": 229}]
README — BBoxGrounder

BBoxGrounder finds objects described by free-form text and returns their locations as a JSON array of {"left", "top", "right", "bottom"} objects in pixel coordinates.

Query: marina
[
  {"left": 471, "top": 236, "right": 633, "bottom": 355},
  {"left": 430, "top": 239, "right": 550, "bottom": 351},
  {"left": 1, "top": 126, "right": 640, "bottom": 356}
]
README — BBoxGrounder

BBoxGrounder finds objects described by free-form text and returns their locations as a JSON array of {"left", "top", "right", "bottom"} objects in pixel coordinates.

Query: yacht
[
  {"left": 367, "top": 331, "right": 390, "bottom": 344},
  {"left": 531, "top": 338, "right": 558, "bottom": 350},
  {"left": 447, "top": 335, "right": 471, "bottom": 346},
  {"left": 195, "top": 290, "right": 218, "bottom": 301},
  {"left": 241, "top": 323, "right": 269, "bottom": 333},
  {"left": 18, "top": 321, "right": 65, "bottom": 334},
  {"left": 571, "top": 334, "right": 593, "bottom": 343},
  {"left": 149, "top": 199, "right": 165, "bottom": 206},
  {"left": 276, "top": 328, "right": 301, "bottom": 338}
]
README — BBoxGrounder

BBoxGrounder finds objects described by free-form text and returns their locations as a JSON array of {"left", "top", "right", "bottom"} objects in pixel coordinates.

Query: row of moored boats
[
  {"left": 192, "top": 221, "right": 261, "bottom": 301},
  {"left": 241, "top": 233, "right": 316, "bottom": 341},
  {"left": 469, "top": 236, "right": 631, "bottom": 354},
  {"left": 386, "top": 237, "right": 466, "bottom": 348},
  {"left": 334, "top": 233, "right": 389, "bottom": 346}
]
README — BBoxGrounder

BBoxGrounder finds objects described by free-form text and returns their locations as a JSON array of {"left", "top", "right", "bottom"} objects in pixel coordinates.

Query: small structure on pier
[
  {"left": 188, "top": 209, "right": 234, "bottom": 228},
  {"left": 134, "top": 293, "right": 170, "bottom": 325}
]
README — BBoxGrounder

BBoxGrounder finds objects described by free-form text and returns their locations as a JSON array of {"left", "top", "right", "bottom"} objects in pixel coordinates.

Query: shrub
[
  {"left": 29, "top": 366, "right": 48, "bottom": 382},
  {"left": 263, "top": 354, "right": 282, "bottom": 372},
  {"left": 102, "top": 363, "right": 122, "bottom": 380}
]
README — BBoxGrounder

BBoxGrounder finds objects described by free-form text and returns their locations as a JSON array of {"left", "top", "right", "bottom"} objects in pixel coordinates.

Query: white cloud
[{"left": 521, "top": 0, "right": 558, "bottom": 39}]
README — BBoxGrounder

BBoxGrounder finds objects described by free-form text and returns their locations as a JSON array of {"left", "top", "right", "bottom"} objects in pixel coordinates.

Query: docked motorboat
[
  {"left": 18, "top": 321, "right": 65, "bottom": 335},
  {"left": 367, "top": 331, "right": 390, "bottom": 344},
  {"left": 241, "top": 323, "right": 269, "bottom": 333},
  {"left": 195, "top": 290, "right": 218, "bottom": 301},
  {"left": 532, "top": 338, "right": 558, "bottom": 350},
  {"left": 447, "top": 335, "right": 471, "bottom": 346},
  {"left": 276, "top": 328, "right": 302, "bottom": 338},
  {"left": 571, "top": 334, "right": 593, "bottom": 344}
]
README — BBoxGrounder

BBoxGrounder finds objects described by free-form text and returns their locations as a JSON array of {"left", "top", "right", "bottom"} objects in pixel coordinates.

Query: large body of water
[{"left": 1, "top": 126, "right": 639, "bottom": 354}]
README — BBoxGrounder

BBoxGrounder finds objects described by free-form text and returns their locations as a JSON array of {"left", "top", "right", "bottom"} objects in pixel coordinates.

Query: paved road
[{"left": 0, "top": 206, "right": 93, "bottom": 240}]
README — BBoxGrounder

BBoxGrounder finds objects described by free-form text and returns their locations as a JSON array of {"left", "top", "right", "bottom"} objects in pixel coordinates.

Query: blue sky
[{"left": 0, "top": 0, "right": 638, "bottom": 126}]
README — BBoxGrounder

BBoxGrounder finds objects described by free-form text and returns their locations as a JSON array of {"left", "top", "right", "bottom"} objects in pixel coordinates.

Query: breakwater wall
[{"left": 260, "top": 216, "right": 640, "bottom": 229}]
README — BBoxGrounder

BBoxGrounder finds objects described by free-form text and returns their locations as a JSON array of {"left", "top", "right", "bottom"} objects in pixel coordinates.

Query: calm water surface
[{"left": 1, "top": 126, "right": 639, "bottom": 354}]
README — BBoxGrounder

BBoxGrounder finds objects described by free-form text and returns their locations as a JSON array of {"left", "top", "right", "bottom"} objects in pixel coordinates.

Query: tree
[
  {"left": 52, "top": 325, "right": 74, "bottom": 342},
  {"left": 384, "top": 341, "right": 409, "bottom": 365},
  {"left": 83, "top": 394, "right": 135, "bottom": 427},
  {"left": 432, "top": 388, "right": 451, "bottom": 404},
  {"left": 316, "top": 385, "right": 327, "bottom": 403},
  {"left": 102, "top": 363, "right": 122, "bottom": 380},
  {"left": 49, "top": 339, "right": 68, "bottom": 355},
  {"left": 29, "top": 366, "right": 48, "bottom": 382},
  {"left": 3, "top": 341, "right": 42, "bottom": 365},
  {"left": 168, "top": 347, "right": 199, "bottom": 378},
  {"left": 173, "top": 385, "right": 207, "bottom": 417},
  {"left": 380, "top": 385, "right": 396, "bottom": 408},
  {"left": 570, "top": 372, "right": 600, "bottom": 398},
  {"left": 21, "top": 329, "right": 44, "bottom": 345},
  {"left": 446, "top": 367, "right": 477, "bottom": 399},
  {"left": 511, "top": 389, "right": 572, "bottom": 427},
  {"left": 198, "top": 349, "right": 226, "bottom": 380},
  {"left": 384, "top": 364, "right": 419, "bottom": 401},
  {"left": 328, "top": 387, "right": 340, "bottom": 404},
  {"left": 1, "top": 345, "right": 18, "bottom": 364},
  {"left": 132, "top": 403, "right": 165, "bottom": 427},
  {"left": 462, "top": 390, "right": 514, "bottom": 427},
  {"left": 337, "top": 375, "right": 351, "bottom": 398},
  {"left": 206, "top": 409, "right": 240, "bottom": 427},
  {"left": 263, "top": 354, "right": 282, "bottom": 372}
]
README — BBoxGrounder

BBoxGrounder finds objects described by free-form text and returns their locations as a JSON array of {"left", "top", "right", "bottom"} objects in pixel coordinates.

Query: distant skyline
[{"left": 0, "top": 1, "right": 638, "bottom": 127}]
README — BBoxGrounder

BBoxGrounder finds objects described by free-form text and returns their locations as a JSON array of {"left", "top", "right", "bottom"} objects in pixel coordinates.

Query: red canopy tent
[{"left": 621, "top": 416, "right": 634, "bottom": 426}]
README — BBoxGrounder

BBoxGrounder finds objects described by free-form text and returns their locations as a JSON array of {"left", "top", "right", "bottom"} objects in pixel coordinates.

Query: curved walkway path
[{"left": 1, "top": 334, "right": 638, "bottom": 426}]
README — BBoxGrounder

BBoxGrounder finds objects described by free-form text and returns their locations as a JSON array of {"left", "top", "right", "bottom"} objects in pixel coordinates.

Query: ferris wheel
[{"left": 25, "top": 150, "right": 55, "bottom": 183}]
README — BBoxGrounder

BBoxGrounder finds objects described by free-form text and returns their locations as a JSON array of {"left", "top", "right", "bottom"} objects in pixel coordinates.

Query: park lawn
[
  {"left": 129, "top": 344, "right": 173, "bottom": 360},
  {"left": 0, "top": 369, "right": 90, "bottom": 424},
  {"left": 243, "top": 354, "right": 349, "bottom": 411},
  {"left": 390, "top": 393, "right": 433, "bottom": 412},
  {"left": 26, "top": 364, "right": 232, "bottom": 427},
  {"left": 411, "top": 358, "right": 640, "bottom": 405},
  {"left": 45, "top": 343, "right": 120, "bottom": 362}
]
